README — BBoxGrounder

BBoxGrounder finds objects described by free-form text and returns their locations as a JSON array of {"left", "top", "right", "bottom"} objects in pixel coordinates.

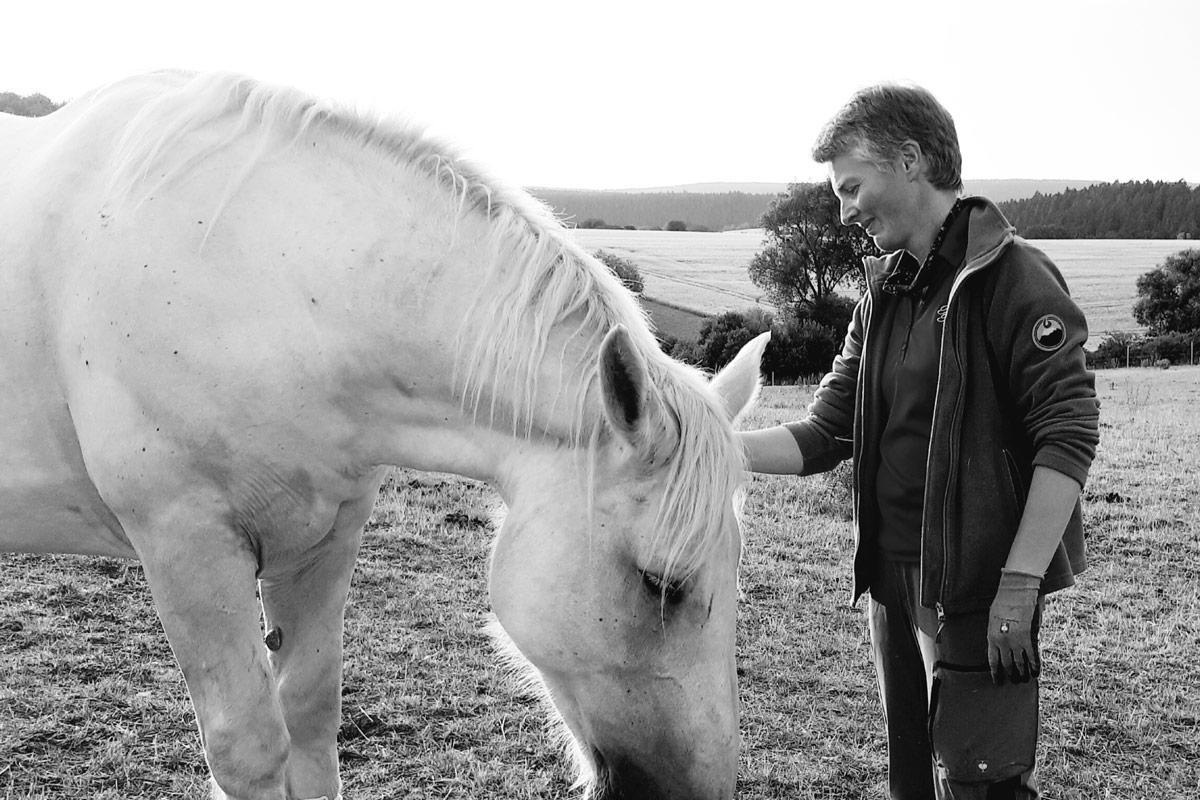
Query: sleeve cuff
[{"left": 1032, "top": 446, "right": 1090, "bottom": 489}]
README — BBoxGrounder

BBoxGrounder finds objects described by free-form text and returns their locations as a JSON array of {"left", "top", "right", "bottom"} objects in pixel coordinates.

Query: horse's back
[
  {"left": 1, "top": 71, "right": 386, "bottom": 564},
  {"left": 2, "top": 71, "right": 188, "bottom": 182},
  {"left": 0, "top": 73, "right": 194, "bottom": 559}
]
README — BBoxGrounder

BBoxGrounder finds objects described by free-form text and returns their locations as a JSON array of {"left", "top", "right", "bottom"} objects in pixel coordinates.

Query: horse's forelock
[{"left": 644, "top": 363, "right": 747, "bottom": 584}]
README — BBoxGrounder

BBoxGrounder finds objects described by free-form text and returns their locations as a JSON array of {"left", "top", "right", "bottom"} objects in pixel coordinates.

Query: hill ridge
[{"left": 530, "top": 179, "right": 1104, "bottom": 202}]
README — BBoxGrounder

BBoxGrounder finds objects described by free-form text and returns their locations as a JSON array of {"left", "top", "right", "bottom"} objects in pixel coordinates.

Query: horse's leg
[
  {"left": 133, "top": 516, "right": 291, "bottom": 800},
  {"left": 259, "top": 518, "right": 365, "bottom": 800}
]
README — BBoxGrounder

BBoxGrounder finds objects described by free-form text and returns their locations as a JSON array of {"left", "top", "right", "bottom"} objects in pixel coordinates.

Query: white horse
[{"left": 0, "top": 71, "right": 767, "bottom": 800}]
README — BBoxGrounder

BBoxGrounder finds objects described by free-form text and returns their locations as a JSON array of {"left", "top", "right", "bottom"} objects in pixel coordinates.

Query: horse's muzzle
[{"left": 589, "top": 748, "right": 733, "bottom": 800}]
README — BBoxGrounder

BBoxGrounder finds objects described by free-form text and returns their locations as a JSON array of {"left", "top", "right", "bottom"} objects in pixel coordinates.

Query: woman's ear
[{"left": 898, "top": 140, "right": 923, "bottom": 181}]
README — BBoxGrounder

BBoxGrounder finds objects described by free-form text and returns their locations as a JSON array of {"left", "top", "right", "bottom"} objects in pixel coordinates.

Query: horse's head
[{"left": 489, "top": 325, "right": 767, "bottom": 800}]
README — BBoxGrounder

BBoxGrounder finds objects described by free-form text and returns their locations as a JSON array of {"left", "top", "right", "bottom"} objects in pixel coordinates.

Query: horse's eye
[{"left": 641, "top": 570, "right": 686, "bottom": 604}]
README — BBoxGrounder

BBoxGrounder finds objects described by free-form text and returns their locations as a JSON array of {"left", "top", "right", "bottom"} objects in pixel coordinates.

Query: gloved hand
[{"left": 987, "top": 568, "right": 1042, "bottom": 685}]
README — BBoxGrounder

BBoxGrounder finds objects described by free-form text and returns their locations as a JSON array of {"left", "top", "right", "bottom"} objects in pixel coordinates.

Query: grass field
[
  {"left": 573, "top": 229, "right": 1198, "bottom": 349},
  {"left": 2, "top": 366, "right": 1198, "bottom": 799}
]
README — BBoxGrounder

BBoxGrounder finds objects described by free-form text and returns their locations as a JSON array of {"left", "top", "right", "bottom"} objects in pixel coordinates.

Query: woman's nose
[{"left": 840, "top": 199, "right": 857, "bottom": 226}]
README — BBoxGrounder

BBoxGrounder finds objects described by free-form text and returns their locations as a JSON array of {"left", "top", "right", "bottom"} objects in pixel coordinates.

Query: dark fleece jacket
[{"left": 787, "top": 197, "right": 1100, "bottom": 613}]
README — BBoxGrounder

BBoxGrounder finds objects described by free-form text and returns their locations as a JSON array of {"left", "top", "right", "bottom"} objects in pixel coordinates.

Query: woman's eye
[{"left": 641, "top": 570, "right": 686, "bottom": 604}]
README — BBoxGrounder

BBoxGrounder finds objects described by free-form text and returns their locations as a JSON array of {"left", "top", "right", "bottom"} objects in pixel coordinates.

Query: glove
[{"left": 987, "top": 568, "right": 1042, "bottom": 685}]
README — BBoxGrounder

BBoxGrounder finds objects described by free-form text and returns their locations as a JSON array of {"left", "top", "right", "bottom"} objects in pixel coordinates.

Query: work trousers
[{"left": 868, "top": 559, "right": 1040, "bottom": 800}]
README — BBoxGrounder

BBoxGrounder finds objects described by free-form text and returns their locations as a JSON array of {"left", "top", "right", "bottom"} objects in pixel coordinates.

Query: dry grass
[{"left": 2, "top": 366, "right": 1198, "bottom": 798}]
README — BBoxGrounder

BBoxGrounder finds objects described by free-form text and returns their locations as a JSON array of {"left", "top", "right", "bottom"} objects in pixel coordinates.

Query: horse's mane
[{"left": 103, "top": 71, "right": 745, "bottom": 583}]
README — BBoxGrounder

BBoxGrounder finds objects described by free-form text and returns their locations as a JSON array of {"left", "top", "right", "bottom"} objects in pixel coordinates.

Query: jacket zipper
[
  {"left": 855, "top": 283, "right": 877, "bottom": 598},
  {"left": 933, "top": 233, "right": 1013, "bottom": 607},
  {"left": 938, "top": 306, "right": 966, "bottom": 606}
]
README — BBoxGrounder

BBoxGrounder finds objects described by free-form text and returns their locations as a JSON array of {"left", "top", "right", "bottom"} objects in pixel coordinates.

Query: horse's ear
[
  {"left": 710, "top": 331, "right": 770, "bottom": 423},
  {"left": 599, "top": 325, "right": 651, "bottom": 448}
]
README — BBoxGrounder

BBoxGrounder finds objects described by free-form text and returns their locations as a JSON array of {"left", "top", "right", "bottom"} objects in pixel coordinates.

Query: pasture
[
  {"left": 2, "top": 366, "right": 1197, "bottom": 798},
  {"left": 573, "top": 229, "right": 1196, "bottom": 349}
]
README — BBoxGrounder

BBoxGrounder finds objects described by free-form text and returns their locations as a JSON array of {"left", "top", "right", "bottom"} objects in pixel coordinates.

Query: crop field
[
  {"left": 575, "top": 228, "right": 775, "bottom": 314},
  {"left": 572, "top": 229, "right": 1197, "bottom": 348},
  {"left": 2, "top": 365, "right": 1197, "bottom": 799}
]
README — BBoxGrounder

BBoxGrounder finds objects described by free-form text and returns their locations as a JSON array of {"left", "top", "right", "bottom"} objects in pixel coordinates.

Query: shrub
[
  {"left": 667, "top": 337, "right": 702, "bottom": 366},
  {"left": 593, "top": 250, "right": 644, "bottom": 294},
  {"left": 1144, "top": 331, "right": 1196, "bottom": 364},
  {"left": 685, "top": 300, "right": 854, "bottom": 381},
  {"left": 1087, "top": 331, "right": 1140, "bottom": 368},
  {"left": 758, "top": 295, "right": 855, "bottom": 381},
  {"left": 1087, "top": 330, "right": 1198, "bottom": 369},
  {"left": 763, "top": 318, "right": 844, "bottom": 381},
  {"left": 695, "top": 311, "right": 768, "bottom": 371}
]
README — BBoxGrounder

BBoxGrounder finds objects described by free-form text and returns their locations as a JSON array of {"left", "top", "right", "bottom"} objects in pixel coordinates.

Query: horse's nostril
[{"left": 587, "top": 749, "right": 664, "bottom": 800}]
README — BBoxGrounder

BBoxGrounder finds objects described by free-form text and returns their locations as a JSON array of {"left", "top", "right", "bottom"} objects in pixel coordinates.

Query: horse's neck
[
  {"left": 372, "top": 293, "right": 604, "bottom": 486},
  {"left": 268, "top": 146, "right": 600, "bottom": 486}
]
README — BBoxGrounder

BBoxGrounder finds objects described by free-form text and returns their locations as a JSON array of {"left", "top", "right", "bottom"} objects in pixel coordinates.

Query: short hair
[{"left": 811, "top": 84, "right": 963, "bottom": 192}]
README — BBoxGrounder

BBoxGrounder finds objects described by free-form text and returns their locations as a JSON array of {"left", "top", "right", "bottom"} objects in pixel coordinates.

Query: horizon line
[{"left": 527, "top": 177, "right": 1198, "bottom": 193}]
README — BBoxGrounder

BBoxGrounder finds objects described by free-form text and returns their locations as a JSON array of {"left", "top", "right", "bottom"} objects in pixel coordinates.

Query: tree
[
  {"left": 593, "top": 250, "right": 644, "bottom": 294},
  {"left": 748, "top": 182, "right": 874, "bottom": 318},
  {"left": 1133, "top": 249, "right": 1200, "bottom": 335},
  {"left": 0, "top": 92, "right": 62, "bottom": 117},
  {"left": 664, "top": 220, "right": 688, "bottom": 232}
]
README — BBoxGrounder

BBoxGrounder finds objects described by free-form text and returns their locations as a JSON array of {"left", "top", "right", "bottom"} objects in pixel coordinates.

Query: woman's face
[{"left": 828, "top": 147, "right": 921, "bottom": 255}]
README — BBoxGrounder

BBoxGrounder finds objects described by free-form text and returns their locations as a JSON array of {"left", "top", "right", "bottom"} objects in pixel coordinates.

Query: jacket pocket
[
  {"left": 1001, "top": 448, "right": 1028, "bottom": 508},
  {"left": 929, "top": 663, "right": 1038, "bottom": 782}
]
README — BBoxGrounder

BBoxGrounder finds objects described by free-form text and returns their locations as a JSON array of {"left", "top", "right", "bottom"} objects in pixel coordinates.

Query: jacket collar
[{"left": 864, "top": 196, "right": 1016, "bottom": 298}]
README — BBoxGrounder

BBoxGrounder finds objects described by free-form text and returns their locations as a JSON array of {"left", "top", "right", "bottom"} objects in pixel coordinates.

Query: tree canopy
[
  {"left": 747, "top": 182, "right": 873, "bottom": 317},
  {"left": 0, "top": 92, "right": 63, "bottom": 117},
  {"left": 1133, "top": 249, "right": 1200, "bottom": 335}
]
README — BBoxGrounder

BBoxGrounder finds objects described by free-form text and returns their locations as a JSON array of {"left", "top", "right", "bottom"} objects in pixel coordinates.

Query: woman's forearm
[
  {"left": 738, "top": 426, "right": 806, "bottom": 474},
  {"left": 1004, "top": 465, "right": 1082, "bottom": 577}
]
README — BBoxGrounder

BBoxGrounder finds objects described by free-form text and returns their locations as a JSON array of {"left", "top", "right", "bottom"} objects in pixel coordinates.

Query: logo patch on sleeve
[{"left": 1032, "top": 314, "right": 1067, "bottom": 351}]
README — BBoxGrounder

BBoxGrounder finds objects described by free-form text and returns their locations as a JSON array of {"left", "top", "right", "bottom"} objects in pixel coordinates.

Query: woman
[{"left": 741, "top": 85, "right": 1100, "bottom": 799}]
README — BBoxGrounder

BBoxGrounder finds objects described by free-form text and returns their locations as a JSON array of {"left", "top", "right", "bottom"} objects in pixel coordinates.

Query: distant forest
[
  {"left": 533, "top": 181, "right": 1200, "bottom": 239},
  {"left": 998, "top": 181, "right": 1199, "bottom": 239},
  {"left": 529, "top": 188, "right": 773, "bottom": 232}
]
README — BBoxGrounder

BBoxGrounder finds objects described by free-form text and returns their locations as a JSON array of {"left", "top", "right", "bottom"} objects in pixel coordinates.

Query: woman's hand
[{"left": 987, "top": 568, "right": 1042, "bottom": 685}]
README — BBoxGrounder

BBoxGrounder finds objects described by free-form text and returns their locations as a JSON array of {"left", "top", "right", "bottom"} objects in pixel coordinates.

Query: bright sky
[{"left": 4, "top": 0, "right": 1196, "bottom": 189}]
